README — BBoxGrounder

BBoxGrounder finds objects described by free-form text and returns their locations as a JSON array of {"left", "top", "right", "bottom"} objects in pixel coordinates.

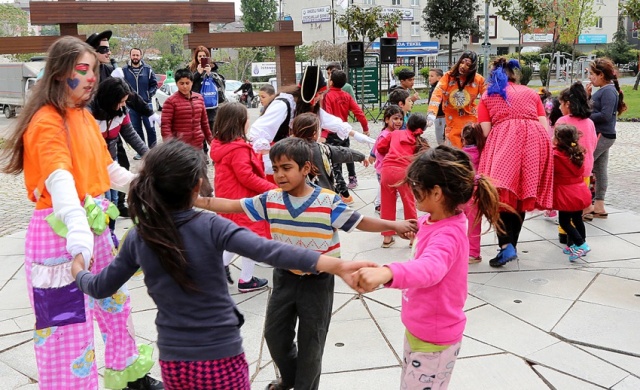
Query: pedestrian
[
  {"left": 377, "top": 114, "right": 430, "bottom": 248},
  {"left": 584, "top": 58, "right": 627, "bottom": 219},
  {"left": 234, "top": 78, "right": 254, "bottom": 107},
  {"left": 428, "top": 68, "right": 446, "bottom": 145},
  {"left": 0, "top": 36, "right": 161, "bottom": 390},
  {"left": 160, "top": 68, "right": 213, "bottom": 151},
  {"left": 71, "top": 139, "right": 379, "bottom": 390},
  {"left": 353, "top": 145, "right": 505, "bottom": 390},
  {"left": 427, "top": 51, "right": 486, "bottom": 148},
  {"left": 477, "top": 57, "right": 553, "bottom": 267},
  {"left": 552, "top": 125, "right": 593, "bottom": 261},
  {"left": 321, "top": 69, "right": 370, "bottom": 202},
  {"left": 209, "top": 102, "right": 275, "bottom": 292},
  {"left": 370, "top": 105, "right": 404, "bottom": 215},
  {"left": 461, "top": 123, "right": 486, "bottom": 264},
  {"left": 196, "top": 137, "right": 417, "bottom": 390}
]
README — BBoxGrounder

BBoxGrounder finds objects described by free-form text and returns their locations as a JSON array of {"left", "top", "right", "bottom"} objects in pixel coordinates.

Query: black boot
[{"left": 125, "top": 374, "right": 163, "bottom": 390}]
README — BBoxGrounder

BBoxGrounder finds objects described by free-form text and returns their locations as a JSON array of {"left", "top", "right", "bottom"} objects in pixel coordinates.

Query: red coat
[
  {"left": 161, "top": 91, "right": 213, "bottom": 148},
  {"left": 321, "top": 86, "right": 369, "bottom": 138},
  {"left": 552, "top": 149, "right": 592, "bottom": 212},
  {"left": 210, "top": 138, "right": 277, "bottom": 237}
]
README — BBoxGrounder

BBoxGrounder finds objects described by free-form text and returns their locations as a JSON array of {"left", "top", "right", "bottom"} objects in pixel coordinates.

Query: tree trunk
[
  {"left": 448, "top": 34, "right": 453, "bottom": 66},
  {"left": 634, "top": 71, "right": 640, "bottom": 90}
]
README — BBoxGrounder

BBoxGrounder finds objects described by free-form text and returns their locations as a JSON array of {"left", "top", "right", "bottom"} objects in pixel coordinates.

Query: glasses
[{"left": 96, "top": 46, "right": 111, "bottom": 54}]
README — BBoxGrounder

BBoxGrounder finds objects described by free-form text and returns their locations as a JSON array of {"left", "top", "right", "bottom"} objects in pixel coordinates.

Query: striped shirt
[{"left": 241, "top": 185, "right": 363, "bottom": 274}]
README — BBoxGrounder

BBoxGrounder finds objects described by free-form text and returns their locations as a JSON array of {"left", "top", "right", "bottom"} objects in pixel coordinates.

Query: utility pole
[{"left": 482, "top": 0, "right": 491, "bottom": 78}]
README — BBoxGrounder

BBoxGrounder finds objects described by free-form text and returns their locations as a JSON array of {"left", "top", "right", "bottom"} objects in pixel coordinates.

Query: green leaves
[
  {"left": 332, "top": 5, "right": 402, "bottom": 49},
  {"left": 240, "top": 0, "right": 278, "bottom": 33}
]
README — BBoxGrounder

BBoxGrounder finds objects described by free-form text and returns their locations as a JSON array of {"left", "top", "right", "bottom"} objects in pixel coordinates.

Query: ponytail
[
  {"left": 472, "top": 174, "right": 507, "bottom": 235},
  {"left": 554, "top": 124, "right": 585, "bottom": 168},
  {"left": 612, "top": 78, "right": 627, "bottom": 115}
]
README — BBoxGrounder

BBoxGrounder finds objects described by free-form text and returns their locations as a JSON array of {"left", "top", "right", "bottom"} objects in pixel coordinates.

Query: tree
[
  {"left": 422, "top": 0, "right": 480, "bottom": 65},
  {"left": 216, "top": 48, "right": 263, "bottom": 81},
  {"left": 307, "top": 41, "right": 346, "bottom": 62},
  {"left": 0, "top": 4, "right": 30, "bottom": 37},
  {"left": 491, "top": 0, "right": 546, "bottom": 61},
  {"left": 558, "top": 0, "right": 598, "bottom": 82},
  {"left": 621, "top": 0, "right": 640, "bottom": 89},
  {"left": 241, "top": 0, "right": 277, "bottom": 32}
]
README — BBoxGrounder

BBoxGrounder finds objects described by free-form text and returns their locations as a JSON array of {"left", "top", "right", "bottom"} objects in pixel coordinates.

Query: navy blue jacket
[{"left": 123, "top": 61, "right": 158, "bottom": 103}]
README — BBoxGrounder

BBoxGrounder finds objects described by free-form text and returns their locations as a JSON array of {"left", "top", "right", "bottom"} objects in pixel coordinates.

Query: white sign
[
  {"left": 381, "top": 7, "right": 414, "bottom": 21},
  {"left": 251, "top": 62, "right": 306, "bottom": 77},
  {"left": 302, "top": 6, "right": 332, "bottom": 24},
  {"left": 523, "top": 33, "right": 554, "bottom": 43}
]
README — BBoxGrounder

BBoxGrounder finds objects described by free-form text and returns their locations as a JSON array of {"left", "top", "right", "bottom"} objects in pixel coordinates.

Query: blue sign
[
  {"left": 578, "top": 34, "right": 607, "bottom": 44},
  {"left": 371, "top": 41, "right": 439, "bottom": 56}
]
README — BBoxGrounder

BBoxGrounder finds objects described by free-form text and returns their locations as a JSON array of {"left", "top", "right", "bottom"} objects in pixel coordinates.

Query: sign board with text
[
  {"left": 348, "top": 56, "right": 379, "bottom": 104},
  {"left": 302, "top": 6, "right": 332, "bottom": 24}
]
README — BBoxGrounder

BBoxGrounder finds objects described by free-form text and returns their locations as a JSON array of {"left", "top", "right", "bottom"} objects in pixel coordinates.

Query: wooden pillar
[
  {"left": 274, "top": 20, "right": 297, "bottom": 90},
  {"left": 58, "top": 0, "right": 78, "bottom": 36},
  {"left": 190, "top": 0, "right": 209, "bottom": 53}
]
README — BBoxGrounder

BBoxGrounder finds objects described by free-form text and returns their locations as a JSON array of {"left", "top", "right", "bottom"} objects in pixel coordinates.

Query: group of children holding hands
[{"left": 0, "top": 34, "right": 609, "bottom": 390}]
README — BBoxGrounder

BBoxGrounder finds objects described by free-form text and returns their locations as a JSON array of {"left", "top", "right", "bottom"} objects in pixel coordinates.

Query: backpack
[{"left": 200, "top": 75, "right": 218, "bottom": 109}]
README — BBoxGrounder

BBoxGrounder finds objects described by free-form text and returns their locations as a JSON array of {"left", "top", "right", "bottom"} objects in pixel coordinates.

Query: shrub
[
  {"left": 419, "top": 67, "right": 430, "bottom": 80},
  {"left": 539, "top": 58, "right": 550, "bottom": 87},
  {"left": 393, "top": 65, "right": 412, "bottom": 78},
  {"left": 520, "top": 65, "right": 533, "bottom": 86}
]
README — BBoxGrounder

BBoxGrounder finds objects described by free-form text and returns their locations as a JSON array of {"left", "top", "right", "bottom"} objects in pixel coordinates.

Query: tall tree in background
[
  {"left": 558, "top": 0, "right": 598, "bottom": 82},
  {"left": 422, "top": 0, "right": 480, "bottom": 65},
  {"left": 241, "top": 0, "right": 277, "bottom": 32},
  {"left": 622, "top": 0, "right": 640, "bottom": 89},
  {"left": 491, "top": 0, "right": 546, "bottom": 61},
  {"left": 0, "top": 4, "right": 30, "bottom": 37}
]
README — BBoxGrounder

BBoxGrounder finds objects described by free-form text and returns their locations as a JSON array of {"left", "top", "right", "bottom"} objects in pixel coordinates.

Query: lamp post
[{"left": 482, "top": 0, "right": 490, "bottom": 78}]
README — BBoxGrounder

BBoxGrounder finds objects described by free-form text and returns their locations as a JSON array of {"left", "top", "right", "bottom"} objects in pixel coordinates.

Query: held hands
[
  {"left": 333, "top": 261, "right": 379, "bottom": 293},
  {"left": 351, "top": 131, "right": 376, "bottom": 145},
  {"left": 71, "top": 253, "right": 93, "bottom": 278},
  {"left": 361, "top": 159, "right": 370, "bottom": 168},
  {"left": 352, "top": 266, "right": 394, "bottom": 293},
  {"left": 394, "top": 219, "right": 418, "bottom": 239},
  {"left": 426, "top": 114, "right": 436, "bottom": 128}
]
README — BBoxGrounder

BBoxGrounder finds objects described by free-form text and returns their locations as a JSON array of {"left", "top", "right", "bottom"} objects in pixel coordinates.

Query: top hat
[{"left": 85, "top": 30, "right": 113, "bottom": 49}]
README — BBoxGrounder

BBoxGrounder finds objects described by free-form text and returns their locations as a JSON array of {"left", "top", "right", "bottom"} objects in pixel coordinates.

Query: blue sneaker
[
  {"left": 489, "top": 244, "right": 518, "bottom": 267},
  {"left": 569, "top": 242, "right": 591, "bottom": 262},
  {"left": 562, "top": 245, "right": 575, "bottom": 255}
]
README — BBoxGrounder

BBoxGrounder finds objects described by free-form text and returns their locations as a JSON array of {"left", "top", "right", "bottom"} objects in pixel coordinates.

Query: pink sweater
[
  {"left": 385, "top": 212, "right": 469, "bottom": 345},
  {"left": 372, "top": 128, "right": 392, "bottom": 174},
  {"left": 555, "top": 115, "right": 597, "bottom": 176}
]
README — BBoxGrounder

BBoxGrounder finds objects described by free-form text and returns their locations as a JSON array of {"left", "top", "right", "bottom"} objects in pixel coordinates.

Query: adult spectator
[
  {"left": 427, "top": 51, "right": 486, "bottom": 148},
  {"left": 583, "top": 58, "right": 627, "bottom": 218},
  {"left": 397, "top": 68, "right": 420, "bottom": 103},
  {"left": 117, "top": 48, "right": 158, "bottom": 154},
  {"left": 477, "top": 57, "right": 553, "bottom": 267},
  {"left": 326, "top": 62, "right": 355, "bottom": 100},
  {"left": 234, "top": 78, "right": 254, "bottom": 107}
]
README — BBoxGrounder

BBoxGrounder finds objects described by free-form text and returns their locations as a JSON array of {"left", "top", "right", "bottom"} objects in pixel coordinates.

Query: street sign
[{"left": 349, "top": 56, "right": 379, "bottom": 104}]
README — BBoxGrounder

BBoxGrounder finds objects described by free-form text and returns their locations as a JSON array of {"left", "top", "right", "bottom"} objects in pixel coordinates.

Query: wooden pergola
[{"left": 0, "top": 0, "right": 301, "bottom": 88}]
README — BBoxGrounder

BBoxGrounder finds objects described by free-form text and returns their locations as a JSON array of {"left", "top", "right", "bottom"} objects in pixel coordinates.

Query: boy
[
  {"left": 397, "top": 68, "right": 420, "bottom": 102},
  {"left": 322, "top": 69, "right": 370, "bottom": 202},
  {"left": 258, "top": 84, "right": 276, "bottom": 115},
  {"left": 326, "top": 62, "right": 355, "bottom": 100},
  {"left": 160, "top": 68, "right": 213, "bottom": 151},
  {"left": 388, "top": 88, "right": 413, "bottom": 128},
  {"left": 428, "top": 68, "right": 446, "bottom": 145},
  {"left": 196, "top": 138, "right": 416, "bottom": 390}
]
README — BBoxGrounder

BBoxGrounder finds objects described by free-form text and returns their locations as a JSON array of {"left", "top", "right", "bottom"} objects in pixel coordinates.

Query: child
[
  {"left": 0, "top": 36, "right": 160, "bottom": 390},
  {"left": 552, "top": 125, "right": 593, "bottom": 261},
  {"left": 428, "top": 68, "right": 446, "bottom": 145},
  {"left": 196, "top": 137, "right": 416, "bottom": 390},
  {"left": 210, "top": 102, "right": 277, "bottom": 292},
  {"left": 388, "top": 88, "right": 413, "bottom": 127},
  {"left": 258, "top": 84, "right": 276, "bottom": 115},
  {"left": 548, "top": 97, "right": 563, "bottom": 135},
  {"left": 160, "top": 68, "right": 213, "bottom": 151},
  {"left": 322, "top": 69, "right": 370, "bottom": 201},
  {"left": 461, "top": 123, "right": 486, "bottom": 264},
  {"left": 370, "top": 105, "right": 404, "bottom": 214},
  {"left": 377, "top": 114, "right": 430, "bottom": 248},
  {"left": 291, "top": 112, "right": 366, "bottom": 192},
  {"left": 555, "top": 82, "right": 597, "bottom": 221},
  {"left": 71, "top": 140, "right": 379, "bottom": 389},
  {"left": 353, "top": 145, "right": 506, "bottom": 389}
]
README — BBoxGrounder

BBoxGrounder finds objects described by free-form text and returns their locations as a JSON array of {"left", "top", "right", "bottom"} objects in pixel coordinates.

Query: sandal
[
  {"left": 381, "top": 237, "right": 396, "bottom": 248},
  {"left": 265, "top": 380, "right": 288, "bottom": 390},
  {"left": 582, "top": 212, "right": 594, "bottom": 221},
  {"left": 592, "top": 212, "right": 608, "bottom": 218}
]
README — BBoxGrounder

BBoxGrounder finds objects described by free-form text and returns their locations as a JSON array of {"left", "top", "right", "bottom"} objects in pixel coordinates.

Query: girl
[
  {"left": 0, "top": 37, "right": 159, "bottom": 390},
  {"left": 584, "top": 58, "right": 627, "bottom": 219},
  {"left": 461, "top": 123, "right": 486, "bottom": 264},
  {"left": 552, "top": 125, "right": 593, "bottom": 261},
  {"left": 370, "top": 105, "right": 404, "bottom": 215},
  {"left": 210, "top": 103, "right": 276, "bottom": 292},
  {"left": 377, "top": 113, "right": 430, "bottom": 248},
  {"left": 556, "top": 82, "right": 597, "bottom": 222},
  {"left": 290, "top": 112, "right": 366, "bottom": 191},
  {"left": 71, "top": 139, "right": 377, "bottom": 390},
  {"left": 353, "top": 145, "right": 505, "bottom": 389}
]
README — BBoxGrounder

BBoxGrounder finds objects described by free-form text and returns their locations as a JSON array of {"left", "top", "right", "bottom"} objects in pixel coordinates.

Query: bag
[{"left": 200, "top": 75, "right": 218, "bottom": 109}]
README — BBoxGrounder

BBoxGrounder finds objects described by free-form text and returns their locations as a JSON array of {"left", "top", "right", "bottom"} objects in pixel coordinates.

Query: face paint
[
  {"left": 67, "top": 78, "right": 80, "bottom": 89},
  {"left": 75, "top": 64, "right": 90, "bottom": 76}
]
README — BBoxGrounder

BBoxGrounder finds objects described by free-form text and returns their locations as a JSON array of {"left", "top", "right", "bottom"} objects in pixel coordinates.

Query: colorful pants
[
  {"left": 380, "top": 165, "right": 416, "bottom": 237},
  {"left": 401, "top": 337, "right": 461, "bottom": 390},
  {"left": 25, "top": 205, "right": 151, "bottom": 389},
  {"left": 160, "top": 354, "right": 250, "bottom": 390}
]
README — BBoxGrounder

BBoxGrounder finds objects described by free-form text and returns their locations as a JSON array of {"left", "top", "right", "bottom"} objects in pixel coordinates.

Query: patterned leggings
[
  {"left": 401, "top": 337, "right": 462, "bottom": 390},
  {"left": 160, "top": 354, "right": 250, "bottom": 390}
]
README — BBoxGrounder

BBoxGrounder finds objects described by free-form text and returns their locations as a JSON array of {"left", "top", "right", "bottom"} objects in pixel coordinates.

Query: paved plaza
[{"left": 1, "top": 106, "right": 640, "bottom": 389}]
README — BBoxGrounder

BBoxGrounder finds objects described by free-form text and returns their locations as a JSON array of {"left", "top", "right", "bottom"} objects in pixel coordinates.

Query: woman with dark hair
[
  {"left": 583, "top": 58, "right": 627, "bottom": 218},
  {"left": 427, "top": 51, "right": 486, "bottom": 148},
  {"left": 477, "top": 57, "right": 554, "bottom": 267}
]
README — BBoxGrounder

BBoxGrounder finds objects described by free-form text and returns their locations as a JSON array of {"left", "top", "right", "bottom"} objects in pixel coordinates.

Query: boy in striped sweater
[{"left": 197, "top": 137, "right": 416, "bottom": 390}]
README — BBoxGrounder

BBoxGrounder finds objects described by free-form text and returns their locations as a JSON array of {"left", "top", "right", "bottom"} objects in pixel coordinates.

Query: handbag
[{"left": 200, "top": 75, "right": 218, "bottom": 109}]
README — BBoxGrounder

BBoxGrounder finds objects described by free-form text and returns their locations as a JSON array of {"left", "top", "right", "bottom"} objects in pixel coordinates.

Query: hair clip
[{"left": 571, "top": 142, "right": 576, "bottom": 147}]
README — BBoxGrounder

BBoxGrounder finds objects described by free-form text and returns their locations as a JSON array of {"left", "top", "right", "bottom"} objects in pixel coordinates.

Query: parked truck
[{"left": 0, "top": 61, "right": 46, "bottom": 119}]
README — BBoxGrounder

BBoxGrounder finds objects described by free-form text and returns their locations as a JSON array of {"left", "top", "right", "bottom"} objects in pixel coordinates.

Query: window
[
  {"left": 411, "top": 0, "right": 419, "bottom": 5},
  {"left": 595, "top": 17, "right": 603, "bottom": 29},
  {"left": 337, "top": 27, "right": 347, "bottom": 38},
  {"left": 363, "top": 0, "right": 375, "bottom": 5},
  {"left": 391, "top": 0, "right": 401, "bottom": 5},
  {"left": 411, "top": 22, "right": 420, "bottom": 36}
]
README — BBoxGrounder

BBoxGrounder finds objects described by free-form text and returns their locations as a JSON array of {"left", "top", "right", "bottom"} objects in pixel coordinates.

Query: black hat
[
  {"left": 300, "top": 65, "right": 327, "bottom": 104},
  {"left": 85, "top": 30, "right": 112, "bottom": 50}
]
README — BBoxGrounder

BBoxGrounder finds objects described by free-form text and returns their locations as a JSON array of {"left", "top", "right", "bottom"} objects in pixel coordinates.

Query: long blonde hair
[{"left": 1, "top": 36, "right": 99, "bottom": 174}]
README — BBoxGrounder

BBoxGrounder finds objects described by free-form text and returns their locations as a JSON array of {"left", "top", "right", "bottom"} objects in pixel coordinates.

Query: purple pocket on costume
[{"left": 33, "top": 283, "right": 86, "bottom": 329}]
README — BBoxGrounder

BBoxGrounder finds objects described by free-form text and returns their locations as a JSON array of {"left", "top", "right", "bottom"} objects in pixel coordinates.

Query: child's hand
[
  {"left": 318, "top": 136, "right": 326, "bottom": 143},
  {"left": 354, "top": 266, "right": 393, "bottom": 292},
  {"left": 336, "top": 261, "right": 379, "bottom": 292},
  {"left": 71, "top": 253, "right": 92, "bottom": 278},
  {"left": 394, "top": 219, "right": 418, "bottom": 236},
  {"left": 367, "top": 156, "right": 376, "bottom": 165},
  {"left": 361, "top": 159, "right": 370, "bottom": 168}
]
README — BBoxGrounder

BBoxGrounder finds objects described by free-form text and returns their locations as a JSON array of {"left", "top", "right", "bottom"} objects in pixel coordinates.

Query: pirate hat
[
  {"left": 85, "top": 30, "right": 112, "bottom": 50},
  {"left": 300, "top": 65, "right": 327, "bottom": 104}
]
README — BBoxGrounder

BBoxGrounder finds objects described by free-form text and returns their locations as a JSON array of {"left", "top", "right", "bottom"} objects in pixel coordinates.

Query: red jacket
[
  {"left": 553, "top": 149, "right": 591, "bottom": 212},
  {"left": 161, "top": 91, "right": 212, "bottom": 148},
  {"left": 321, "top": 86, "right": 369, "bottom": 138},
  {"left": 376, "top": 128, "right": 422, "bottom": 170},
  {"left": 210, "top": 138, "right": 277, "bottom": 237}
]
